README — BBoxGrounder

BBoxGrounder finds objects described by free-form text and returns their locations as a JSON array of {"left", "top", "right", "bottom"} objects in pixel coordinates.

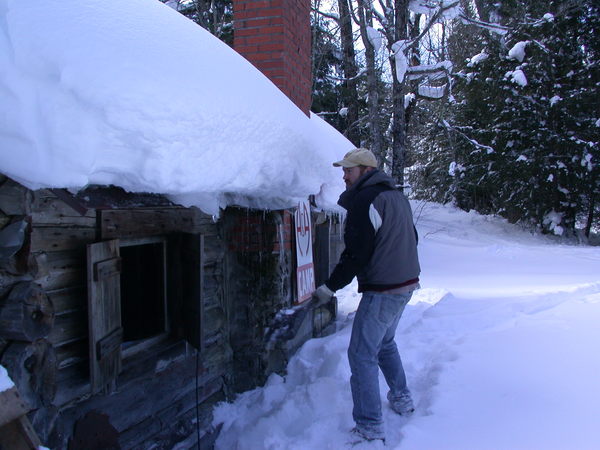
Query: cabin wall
[
  {"left": 1, "top": 176, "right": 341, "bottom": 449},
  {"left": 0, "top": 179, "right": 231, "bottom": 448},
  {"left": 222, "top": 207, "right": 295, "bottom": 392}
]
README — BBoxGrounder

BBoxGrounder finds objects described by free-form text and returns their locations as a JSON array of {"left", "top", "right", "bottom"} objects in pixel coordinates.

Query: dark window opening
[{"left": 120, "top": 241, "right": 167, "bottom": 345}]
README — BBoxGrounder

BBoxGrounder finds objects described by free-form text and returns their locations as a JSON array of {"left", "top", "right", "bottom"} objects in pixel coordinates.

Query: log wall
[{"left": 0, "top": 178, "right": 231, "bottom": 449}]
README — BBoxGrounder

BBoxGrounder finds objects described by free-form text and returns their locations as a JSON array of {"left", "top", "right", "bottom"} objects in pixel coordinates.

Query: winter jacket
[{"left": 325, "top": 169, "right": 420, "bottom": 293}]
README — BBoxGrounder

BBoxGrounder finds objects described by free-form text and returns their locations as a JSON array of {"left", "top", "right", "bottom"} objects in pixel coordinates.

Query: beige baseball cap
[{"left": 333, "top": 148, "right": 378, "bottom": 168}]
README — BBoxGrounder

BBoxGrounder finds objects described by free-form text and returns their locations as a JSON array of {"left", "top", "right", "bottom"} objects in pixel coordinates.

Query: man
[{"left": 313, "top": 147, "right": 420, "bottom": 443}]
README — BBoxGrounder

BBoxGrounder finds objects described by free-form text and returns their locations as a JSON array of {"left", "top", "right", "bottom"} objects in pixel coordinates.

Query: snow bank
[
  {"left": 213, "top": 202, "right": 600, "bottom": 449},
  {"left": 0, "top": 364, "right": 14, "bottom": 392},
  {"left": 0, "top": 0, "right": 351, "bottom": 214}
]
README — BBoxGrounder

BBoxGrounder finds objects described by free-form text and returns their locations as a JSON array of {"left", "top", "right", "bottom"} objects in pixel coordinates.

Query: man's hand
[{"left": 313, "top": 284, "right": 334, "bottom": 306}]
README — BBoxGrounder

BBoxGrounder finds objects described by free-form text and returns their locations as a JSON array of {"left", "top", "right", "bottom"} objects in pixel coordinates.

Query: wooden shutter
[
  {"left": 180, "top": 233, "right": 204, "bottom": 350},
  {"left": 87, "top": 239, "right": 123, "bottom": 394}
]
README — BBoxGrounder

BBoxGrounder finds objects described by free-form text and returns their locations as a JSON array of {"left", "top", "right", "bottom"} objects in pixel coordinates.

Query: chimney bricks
[{"left": 233, "top": 0, "right": 312, "bottom": 116}]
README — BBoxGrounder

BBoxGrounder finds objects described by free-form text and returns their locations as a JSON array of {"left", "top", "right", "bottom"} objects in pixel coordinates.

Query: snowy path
[{"left": 213, "top": 203, "right": 600, "bottom": 450}]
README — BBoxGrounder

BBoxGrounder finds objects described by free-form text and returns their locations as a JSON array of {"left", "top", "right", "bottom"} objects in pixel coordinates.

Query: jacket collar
[{"left": 337, "top": 169, "right": 379, "bottom": 210}]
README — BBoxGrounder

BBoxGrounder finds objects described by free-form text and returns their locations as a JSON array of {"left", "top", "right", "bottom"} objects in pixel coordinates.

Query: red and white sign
[{"left": 294, "top": 199, "right": 315, "bottom": 303}]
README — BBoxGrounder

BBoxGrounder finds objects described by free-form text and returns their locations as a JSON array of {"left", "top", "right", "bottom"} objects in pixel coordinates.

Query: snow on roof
[{"left": 0, "top": 0, "right": 351, "bottom": 214}]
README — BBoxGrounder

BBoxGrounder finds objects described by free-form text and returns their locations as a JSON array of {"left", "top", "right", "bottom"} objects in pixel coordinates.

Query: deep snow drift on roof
[{"left": 0, "top": 0, "right": 351, "bottom": 214}]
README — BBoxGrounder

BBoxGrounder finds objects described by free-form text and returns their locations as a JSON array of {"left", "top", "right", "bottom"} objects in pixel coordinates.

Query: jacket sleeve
[{"left": 325, "top": 194, "right": 376, "bottom": 292}]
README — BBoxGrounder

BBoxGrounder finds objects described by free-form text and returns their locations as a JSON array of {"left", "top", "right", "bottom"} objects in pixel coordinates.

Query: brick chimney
[{"left": 233, "top": 0, "right": 312, "bottom": 116}]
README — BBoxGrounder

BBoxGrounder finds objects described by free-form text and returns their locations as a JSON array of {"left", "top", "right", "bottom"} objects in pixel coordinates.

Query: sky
[
  {"left": 0, "top": 0, "right": 351, "bottom": 215},
  {"left": 212, "top": 201, "right": 600, "bottom": 450}
]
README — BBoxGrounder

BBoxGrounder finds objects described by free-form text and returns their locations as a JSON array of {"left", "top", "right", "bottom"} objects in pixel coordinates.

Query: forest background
[{"left": 161, "top": 0, "right": 599, "bottom": 240}]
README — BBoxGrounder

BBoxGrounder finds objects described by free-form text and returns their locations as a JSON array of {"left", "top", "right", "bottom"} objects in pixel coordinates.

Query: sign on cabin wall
[{"left": 294, "top": 199, "right": 315, "bottom": 303}]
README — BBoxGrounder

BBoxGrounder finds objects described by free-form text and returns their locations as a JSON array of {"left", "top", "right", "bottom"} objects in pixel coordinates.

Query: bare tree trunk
[
  {"left": 389, "top": 0, "right": 408, "bottom": 184},
  {"left": 356, "top": 0, "right": 384, "bottom": 161},
  {"left": 585, "top": 174, "right": 597, "bottom": 238},
  {"left": 338, "top": 0, "right": 361, "bottom": 146}
]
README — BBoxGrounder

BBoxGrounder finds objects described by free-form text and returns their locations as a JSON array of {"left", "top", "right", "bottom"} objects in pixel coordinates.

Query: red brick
[
  {"left": 258, "top": 43, "right": 285, "bottom": 52},
  {"left": 246, "top": 34, "right": 274, "bottom": 44},
  {"left": 236, "top": 27, "right": 260, "bottom": 37}
]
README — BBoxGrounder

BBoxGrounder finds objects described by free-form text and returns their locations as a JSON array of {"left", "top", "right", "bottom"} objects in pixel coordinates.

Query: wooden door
[{"left": 87, "top": 239, "right": 122, "bottom": 394}]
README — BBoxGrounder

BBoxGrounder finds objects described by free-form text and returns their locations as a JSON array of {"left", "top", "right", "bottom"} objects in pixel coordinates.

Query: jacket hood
[
  {"left": 360, "top": 169, "right": 396, "bottom": 189},
  {"left": 337, "top": 169, "right": 396, "bottom": 209}
]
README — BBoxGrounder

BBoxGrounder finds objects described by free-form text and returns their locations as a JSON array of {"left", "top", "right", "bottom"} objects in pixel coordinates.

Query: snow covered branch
[
  {"left": 441, "top": 121, "right": 495, "bottom": 154},
  {"left": 407, "top": 0, "right": 461, "bottom": 47},
  {"left": 325, "top": 68, "right": 367, "bottom": 82},
  {"left": 407, "top": 61, "right": 453, "bottom": 81},
  {"left": 312, "top": 7, "right": 340, "bottom": 21},
  {"left": 458, "top": 13, "right": 509, "bottom": 35}
]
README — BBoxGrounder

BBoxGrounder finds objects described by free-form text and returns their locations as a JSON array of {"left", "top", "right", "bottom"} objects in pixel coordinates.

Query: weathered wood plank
[
  {"left": 31, "top": 190, "right": 96, "bottom": 227},
  {"left": 47, "top": 310, "right": 87, "bottom": 346},
  {"left": 0, "top": 415, "right": 42, "bottom": 450},
  {"left": 119, "top": 340, "right": 187, "bottom": 387},
  {"left": 30, "top": 227, "right": 96, "bottom": 253},
  {"left": 34, "top": 250, "right": 87, "bottom": 291},
  {"left": 54, "top": 339, "right": 188, "bottom": 407},
  {"left": 87, "top": 239, "right": 122, "bottom": 394},
  {"left": 46, "top": 285, "right": 86, "bottom": 315},
  {"left": 50, "top": 352, "right": 225, "bottom": 448},
  {"left": 0, "top": 281, "right": 54, "bottom": 341},
  {"left": 119, "top": 377, "right": 224, "bottom": 450},
  {"left": 54, "top": 363, "right": 90, "bottom": 406},
  {"left": 1, "top": 340, "right": 56, "bottom": 408},
  {"left": 0, "top": 386, "right": 29, "bottom": 426},
  {"left": 100, "top": 209, "right": 197, "bottom": 239},
  {"left": 55, "top": 338, "right": 87, "bottom": 369}
]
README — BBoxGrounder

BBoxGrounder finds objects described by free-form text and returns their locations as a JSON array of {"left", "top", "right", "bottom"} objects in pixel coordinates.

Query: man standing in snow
[{"left": 313, "top": 147, "right": 420, "bottom": 443}]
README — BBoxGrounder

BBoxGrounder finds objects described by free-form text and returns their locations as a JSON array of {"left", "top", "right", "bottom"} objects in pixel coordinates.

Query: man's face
[{"left": 343, "top": 166, "right": 369, "bottom": 189}]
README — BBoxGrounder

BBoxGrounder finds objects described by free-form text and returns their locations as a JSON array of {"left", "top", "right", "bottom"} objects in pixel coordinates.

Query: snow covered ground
[{"left": 212, "top": 201, "right": 600, "bottom": 450}]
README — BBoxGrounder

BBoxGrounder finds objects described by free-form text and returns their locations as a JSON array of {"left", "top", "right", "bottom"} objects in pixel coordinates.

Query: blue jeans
[{"left": 348, "top": 291, "right": 412, "bottom": 437}]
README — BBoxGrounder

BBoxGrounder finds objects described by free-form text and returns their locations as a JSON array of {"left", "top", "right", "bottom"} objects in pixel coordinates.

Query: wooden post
[
  {"left": 0, "top": 282, "right": 54, "bottom": 341},
  {"left": 0, "top": 386, "right": 42, "bottom": 450}
]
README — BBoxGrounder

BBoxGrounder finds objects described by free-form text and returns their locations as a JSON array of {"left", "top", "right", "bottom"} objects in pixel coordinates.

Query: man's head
[{"left": 333, "top": 148, "right": 377, "bottom": 188}]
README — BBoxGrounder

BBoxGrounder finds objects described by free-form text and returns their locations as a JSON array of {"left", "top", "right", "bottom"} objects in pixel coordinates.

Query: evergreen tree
[{"left": 416, "top": 0, "right": 599, "bottom": 236}]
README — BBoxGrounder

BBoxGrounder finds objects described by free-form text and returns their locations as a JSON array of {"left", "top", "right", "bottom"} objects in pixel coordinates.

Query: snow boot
[
  {"left": 387, "top": 390, "right": 415, "bottom": 416},
  {"left": 348, "top": 426, "right": 386, "bottom": 446}
]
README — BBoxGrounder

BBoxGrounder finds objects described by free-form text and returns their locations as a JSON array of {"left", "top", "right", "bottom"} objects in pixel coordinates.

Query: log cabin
[{"left": 0, "top": 0, "right": 349, "bottom": 448}]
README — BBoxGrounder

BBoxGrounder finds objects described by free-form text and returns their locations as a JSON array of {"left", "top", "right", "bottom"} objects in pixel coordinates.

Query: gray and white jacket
[{"left": 325, "top": 169, "right": 420, "bottom": 293}]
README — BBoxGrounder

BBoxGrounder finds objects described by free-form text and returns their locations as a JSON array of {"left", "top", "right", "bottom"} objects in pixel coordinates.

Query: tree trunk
[
  {"left": 337, "top": 0, "right": 361, "bottom": 146},
  {"left": 390, "top": 0, "right": 409, "bottom": 184},
  {"left": 356, "top": 0, "right": 384, "bottom": 161},
  {"left": 585, "top": 174, "right": 597, "bottom": 238}
]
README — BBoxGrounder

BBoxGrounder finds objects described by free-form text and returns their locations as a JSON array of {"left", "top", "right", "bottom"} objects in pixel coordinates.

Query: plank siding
[{"left": 31, "top": 190, "right": 96, "bottom": 227}]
